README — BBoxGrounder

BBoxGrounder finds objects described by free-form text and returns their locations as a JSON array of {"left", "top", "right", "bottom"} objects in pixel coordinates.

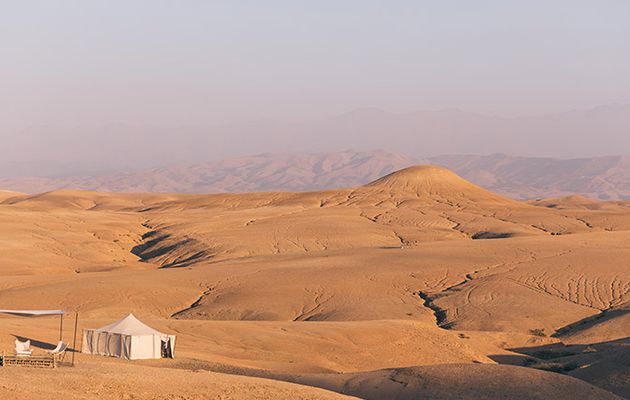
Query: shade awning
[{"left": 0, "top": 309, "right": 65, "bottom": 317}]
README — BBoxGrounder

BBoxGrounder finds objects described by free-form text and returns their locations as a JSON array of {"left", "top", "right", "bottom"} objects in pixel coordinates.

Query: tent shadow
[{"left": 12, "top": 334, "right": 57, "bottom": 350}]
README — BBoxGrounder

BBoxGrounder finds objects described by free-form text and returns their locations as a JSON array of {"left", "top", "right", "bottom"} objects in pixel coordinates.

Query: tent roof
[
  {"left": 93, "top": 314, "right": 165, "bottom": 336},
  {"left": 0, "top": 309, "right": 64, "bottom": 317}
]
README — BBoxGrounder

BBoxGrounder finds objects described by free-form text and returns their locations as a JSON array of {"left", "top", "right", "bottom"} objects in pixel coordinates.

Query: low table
[{"left": 1, "top": 352, "right": 56, "bottom": 368}]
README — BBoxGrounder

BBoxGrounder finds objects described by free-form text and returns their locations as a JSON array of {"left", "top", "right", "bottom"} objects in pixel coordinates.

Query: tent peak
[{"left": 93, "top": 313, "right": 165, "bottom": 336}]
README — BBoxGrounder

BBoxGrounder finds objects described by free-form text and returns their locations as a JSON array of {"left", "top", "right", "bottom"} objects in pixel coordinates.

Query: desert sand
[{"left": 0, "top": 166, "right": 627, "bottom": 399}]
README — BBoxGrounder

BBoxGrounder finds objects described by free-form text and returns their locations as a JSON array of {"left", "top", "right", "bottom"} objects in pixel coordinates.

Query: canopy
[
  {"left": 0, "top": 309, "right": 67, "bottom": 350},
  {"left": 82, "top": 314, "right": 175, "bottom": 360},
  {"left": 0, "top": 309, "right": 64, "bottom": 317}
]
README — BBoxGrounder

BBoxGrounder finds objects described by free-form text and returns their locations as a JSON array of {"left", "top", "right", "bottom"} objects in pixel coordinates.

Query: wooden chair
[
  {"left": 15, "top": 339, "right": 33, "bottom": 356},
  {"left": 47, "top": 341, "right": 69, "bottom": 362}
]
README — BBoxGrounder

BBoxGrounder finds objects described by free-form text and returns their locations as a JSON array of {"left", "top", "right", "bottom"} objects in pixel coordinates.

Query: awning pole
[
  {"left": 59, "top": 313, "right": 64, "bottom": 341},
  {"left": 71, "top": 312, "right": 79, "bottom": 366}
]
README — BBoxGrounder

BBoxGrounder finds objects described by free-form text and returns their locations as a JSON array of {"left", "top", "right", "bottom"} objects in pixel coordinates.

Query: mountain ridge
[{"left": 2, "top": 151, "right": 630, "bottom": 200}]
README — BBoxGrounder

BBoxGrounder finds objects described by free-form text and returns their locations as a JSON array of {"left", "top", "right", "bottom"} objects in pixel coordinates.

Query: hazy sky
[{"left": 1, "top": 1, "right": 630, "bottom": 167}]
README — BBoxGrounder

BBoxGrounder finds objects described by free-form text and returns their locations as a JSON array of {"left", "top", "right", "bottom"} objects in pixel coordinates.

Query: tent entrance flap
[{"left": 161, "top": 337, "right": 174, "bottom": 358}]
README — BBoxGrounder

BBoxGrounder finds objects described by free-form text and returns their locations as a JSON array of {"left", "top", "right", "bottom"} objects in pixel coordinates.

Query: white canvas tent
[{"left": 82, "top": 314, "right": 175, "bottom": 360}]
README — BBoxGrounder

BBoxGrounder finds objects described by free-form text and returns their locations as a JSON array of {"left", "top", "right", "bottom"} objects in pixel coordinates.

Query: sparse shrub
[
  {"left": 522, "top": 358, "right": 537, "bottom": 366},
  {"left": 529, "top": 328, "right": 547, "bottom": 337},
  {"left": 533, "top": 362, "right": 579, "bottom": 374},
  {"left": 532, "top": 350, "right": 577, "bottom": 360}
]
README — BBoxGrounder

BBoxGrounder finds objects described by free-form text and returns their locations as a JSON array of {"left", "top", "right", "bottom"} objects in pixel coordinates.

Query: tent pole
[
  {"left": 71, "top": 312, "right": 79, "bottom": 367},
  {"left": 59, "top": 313, "right": 64, "bottom": 341}
]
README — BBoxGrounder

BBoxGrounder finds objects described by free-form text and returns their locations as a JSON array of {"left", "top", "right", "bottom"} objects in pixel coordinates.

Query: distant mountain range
[
  {"left": 1, "top": 150, "right": 630, "bottom": 200},
  {"left": 429, "top": 154, "right": 630, "bottom": 200}
]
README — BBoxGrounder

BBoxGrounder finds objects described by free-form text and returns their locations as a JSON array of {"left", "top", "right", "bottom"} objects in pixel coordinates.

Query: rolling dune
[{"left": 0, "top": 166, "right": 627, "bottom": 399}]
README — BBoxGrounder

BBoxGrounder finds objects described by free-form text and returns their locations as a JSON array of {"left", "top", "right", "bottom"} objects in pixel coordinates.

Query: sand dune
[
  {"left": 0, "top": 190, "right": 24, "bottom": 202},
  {"left": 289, "top": 364, "right": 623, "bottom": 400},
  {"left": 0, "top": 165, "right": 627, "bottom": 399},
  {"left": 0, "top": 360, "right": 357, "bottom": 400}
]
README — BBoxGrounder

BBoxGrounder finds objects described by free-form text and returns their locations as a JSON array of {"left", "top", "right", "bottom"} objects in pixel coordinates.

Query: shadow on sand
[
  {"left": 488, "top": 337, "right": 629, "bottom": 398},
  {"left": 13, "top": 334, "right": 58, "bottom": 350}
]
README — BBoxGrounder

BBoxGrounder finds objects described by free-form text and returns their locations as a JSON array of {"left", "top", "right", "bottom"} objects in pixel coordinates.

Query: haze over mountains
[
  {"left": 4, "top": 2, "right": 629, "bottom": 398},
  {"left": 2, "top": 150, "right": 630, "bottom": 201},
  {"left": 3, "top": 103, "right": 630, "bottom": 174}
]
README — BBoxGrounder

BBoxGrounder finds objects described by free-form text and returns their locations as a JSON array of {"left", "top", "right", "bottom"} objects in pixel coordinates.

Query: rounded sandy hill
[
  {"left": 529, "top": 195, "right": 606, "bottom": 210},
  {"left": 0, "top": 190, "right": 26, "bottom": 202},
  {"left": 361, "top": 165, "right": 516, "bottom": 205}
]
